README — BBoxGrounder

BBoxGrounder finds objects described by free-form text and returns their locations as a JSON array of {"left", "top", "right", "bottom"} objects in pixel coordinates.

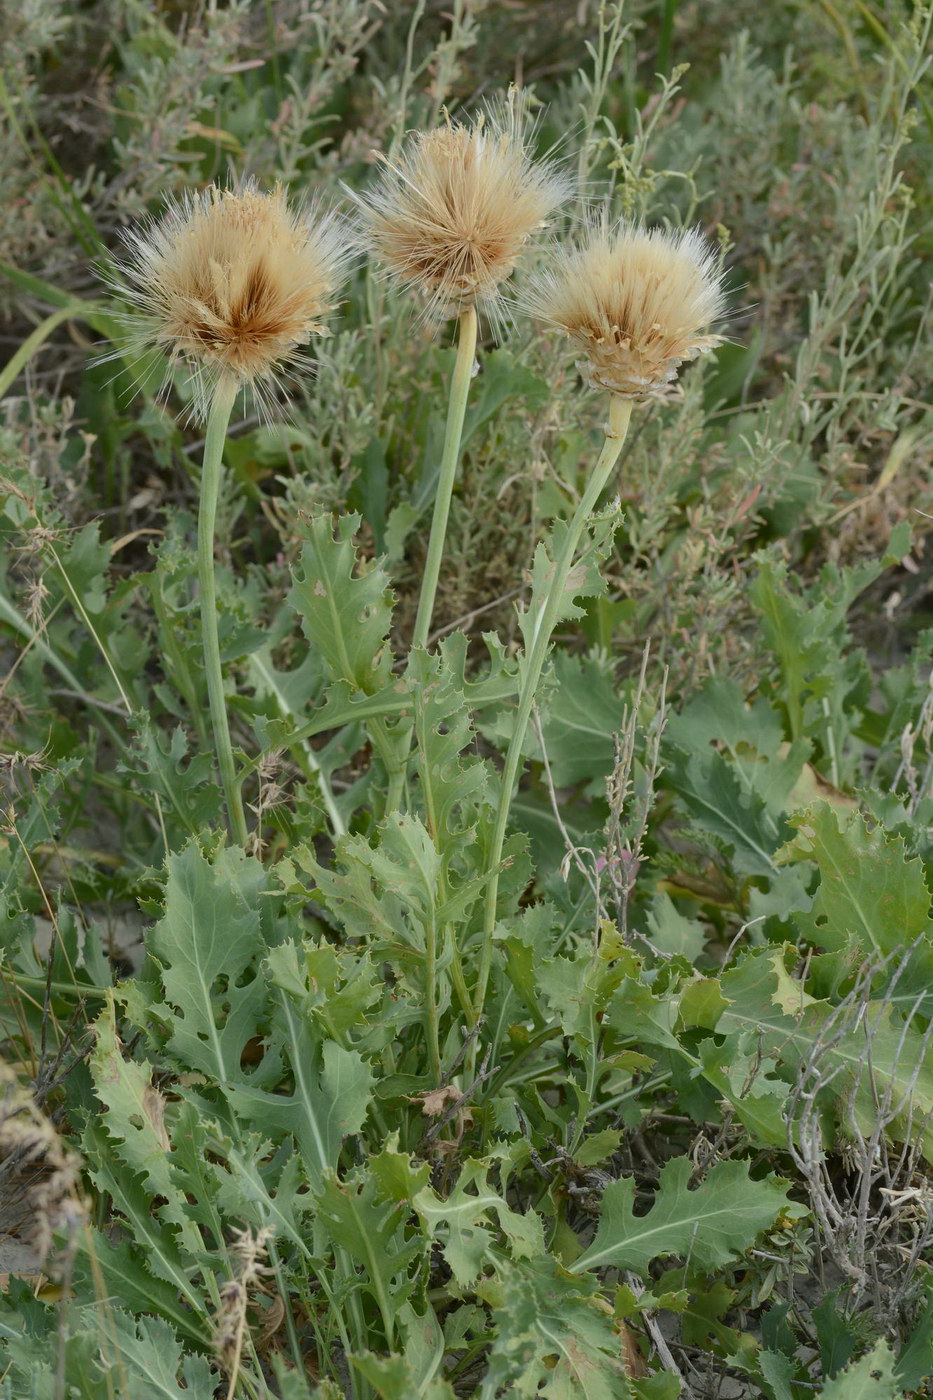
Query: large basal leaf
[
  {"left": 696, "top": 1029, "right": 790, "bottom": 1148},
  {"left": 106, "top": 1310, "right": 218, "bottom": 1400},
  {"left": 664, "top": 675, "right": 818, "bottom": 879},
  {"left": 351, "top": 1352, "right": 455, "bottom": 1400},
  {"left": 315, "top": 1166, "right": 425, "bottom": 1343},
  {"left": 228, "top": 994, "right": 374, "bottom": 1189},
  {"left": 74, "top": 1220, "right": 207, "bottom": 1345},
  {"left": 89, "top": 994, "right": 203, "bottom": 1254},
  {"left": 570, "top": 1156, "right": 795, "bottom": 1277},
  {"left": 665, "top": 746, "right": 784, "bottom": 878},
  {"left": 716, "top": 948, "right": 933, "bottom": 1161},
  {"left": 145, "top": 842, "right": 272, "bottom": 1087},
  {"left": 1, "top": 1325, "right": 101, "bottom": 1400},
  {"left": 779, "top": 802, "right": 933, "bottom": 955},
  {"left": 290, "top": 511, "right": 395, "bottom": 694},
  {"left": 479, "top": 1258, "right": 634, "bottom": 1400},
  {"left": 532, "top": 651, "right": 621, "bottom": 786},
  {"left": 749, "top": 550, "right": 896, "bottom": 744},
  {"left": 481, "top": 651, "right": 621, "bottom": 788},
  {"left": 90, "top": 997, "right": 169, "bottom": 1196},
  {"left": 666, "top": 675, "right": 810, "bottom": 818},
  {"left": 413, "top": 1159, "right": 544, "bottom": 1289},
  {"left": 81, "top": 1119, "right": 209, "bottom": 1335},
  {"left": 3, "top": 1300, "right": 216, "bottom": 1397}
]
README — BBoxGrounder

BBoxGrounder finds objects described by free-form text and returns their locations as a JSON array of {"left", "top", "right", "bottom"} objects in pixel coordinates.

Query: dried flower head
[
  {"left": 105, "top": 182, "right": 351, "bottom": 420},
  {"left": 524, "top": 221, "right": 726, "bottom": 399},
  {"left": 354, "top": 96, "right": 570, "bottom": 324}
]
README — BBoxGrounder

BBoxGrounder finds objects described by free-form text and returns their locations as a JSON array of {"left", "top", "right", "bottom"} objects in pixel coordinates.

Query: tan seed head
[
  {"left": 107, "top": 182, "right": 351, "bottom": 419},
  {"left": 354, "top": 97, "right": 570, "bottom": 325},
  {"left": 524, "top": 221, "right": 726, "bottom": 399}
]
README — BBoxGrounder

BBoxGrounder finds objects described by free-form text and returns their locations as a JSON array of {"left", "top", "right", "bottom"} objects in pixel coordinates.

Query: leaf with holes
[{"left": 813, "top": 1340, "right": 900, "bottom": 1400}]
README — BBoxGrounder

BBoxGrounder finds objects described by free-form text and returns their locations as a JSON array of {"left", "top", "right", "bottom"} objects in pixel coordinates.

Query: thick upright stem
[
  {"left": 473, "top": 395, "right": 633, "bottom": 1023},
  {"left": 199, "top": 377, "right": 249, "bottom": 847},
  {"left": 424, "top": 914, "right": 442, "bottom": 1083},
  {"left": 412, "top": 303, "right": 478, "bottom": 650}
]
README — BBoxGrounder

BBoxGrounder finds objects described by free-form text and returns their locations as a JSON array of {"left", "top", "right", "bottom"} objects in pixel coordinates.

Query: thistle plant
[
  {"left": 354, "top": 96, "right": 569, "bottom": 648},
  {"left": 108, "top": 183, "right": 350, "bottom": 845},
  {"left": 474, "top": 219, "right": 726, "bottom": 1019},
  {"left": 5, "top": 8, "right": 933, "bottom": 1395}
]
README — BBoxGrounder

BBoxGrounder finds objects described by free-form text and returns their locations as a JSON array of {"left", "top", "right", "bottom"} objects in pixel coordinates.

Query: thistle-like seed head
[
  {"left": 106, "top": 182, "right": 352, "bottom": 420},
  {"left": 354, "top": 96, "right": 570, "bottom": 325},
  {"left": 524, "top": 221, "right": 726, "bottom": 399}
]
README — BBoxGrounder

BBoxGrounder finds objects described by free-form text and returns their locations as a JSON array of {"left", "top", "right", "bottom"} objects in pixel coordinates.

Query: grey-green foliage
[{"left": 1, "top": 4, "right": 933, "bottom": 1399}]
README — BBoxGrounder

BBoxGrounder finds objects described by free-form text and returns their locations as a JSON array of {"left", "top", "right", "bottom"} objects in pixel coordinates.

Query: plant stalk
[
  {"left": 412, "top": 303, "right": 478, "bottom": 650},
  {"left": 199, "top": 377, "right": 249, "bottom": 847},
  {"left": 473, "top": 395, "right": 633, "bottom": 1023},
  {"left": 424, "top": 915, "right": 442, "bottom": 1083}
]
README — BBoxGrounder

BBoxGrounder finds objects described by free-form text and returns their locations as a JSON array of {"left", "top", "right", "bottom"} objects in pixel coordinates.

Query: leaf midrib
[{"left": 571, "top": 1193, "right": 763, "bottom": 1273}]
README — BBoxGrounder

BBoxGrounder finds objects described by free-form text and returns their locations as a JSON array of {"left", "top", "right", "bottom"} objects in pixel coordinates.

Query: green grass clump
[{"left": 0, "top": 3, "right": 932, "bottom": 1398}]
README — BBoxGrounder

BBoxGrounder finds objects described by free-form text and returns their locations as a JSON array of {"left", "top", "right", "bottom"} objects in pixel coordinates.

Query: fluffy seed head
[
  {"left": 524, "top": 221, "right": 726, "bottom": 399},
  {"left": 354, "top": 97, "right": 570, "bottom": 324},
  {"left": 106, "top": 182, "right": 351, "bottom": 420}
]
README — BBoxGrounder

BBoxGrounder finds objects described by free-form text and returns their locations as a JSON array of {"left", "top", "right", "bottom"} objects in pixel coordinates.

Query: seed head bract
[
  {"left": 524, "top": 220, "right": 726, "bottom": 399},
  {"left": 105, "top": 182, "right": 352, "bottom": 420},
  {"left": 353, "top": 95, "right": 571, "bottom": 325}
]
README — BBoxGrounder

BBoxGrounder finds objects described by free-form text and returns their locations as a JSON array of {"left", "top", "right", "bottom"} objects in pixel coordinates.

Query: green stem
[
  {"left": 473, "top": 396, "right": 633, "bottom": 1025},
  {"left": 412, "top": 303, "right": 478, "bottom": 650},
  {"left": 379, "top": 728, "right": 407, "bottom": 816},
  {"left": 199, "top": 378, "right": 249, "bottom": 847},
  {"left": 424, "top": 914, "right": 442, "bottom": 1083}
]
